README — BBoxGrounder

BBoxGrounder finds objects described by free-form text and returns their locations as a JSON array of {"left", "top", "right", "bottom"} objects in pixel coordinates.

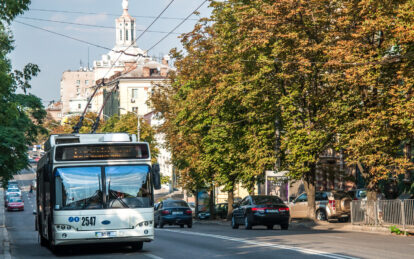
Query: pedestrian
[{"left": 29, "top": 184, "right": 33, "bottom": 194}]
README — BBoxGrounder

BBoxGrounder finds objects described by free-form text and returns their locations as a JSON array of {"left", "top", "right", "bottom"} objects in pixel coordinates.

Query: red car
[{"left": 7, "top": 197, "right": 24, "bottom": 211}]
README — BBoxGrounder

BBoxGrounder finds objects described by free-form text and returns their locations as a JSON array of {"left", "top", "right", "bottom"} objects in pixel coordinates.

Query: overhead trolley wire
[
  {"left": 14, "top": 20, "right": 113, "bottom": 51},
  {"left": 147, "top": 0, "right": 208, "bottom": 52},
  {"left": 80, "top": 0, "right": 177, "bottom": 133},
  {"left": 29, "top": 8, "right": 199, "bottom": 21},
  {"left": 18, "top": 17, "right": 182, "bottom": 35}
]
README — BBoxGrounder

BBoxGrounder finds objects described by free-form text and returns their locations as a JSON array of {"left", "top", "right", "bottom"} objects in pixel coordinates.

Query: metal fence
[{"left": 351, "top": 199, "right": 414, "bottom": 230}]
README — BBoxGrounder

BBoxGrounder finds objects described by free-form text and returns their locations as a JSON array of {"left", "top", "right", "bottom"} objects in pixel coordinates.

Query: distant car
[
  {"left": 216, "top": 203, "right": 228, "bottom": 219},
  {"left": 154, "top": 199, "right": 193, "bottom": 228},
  {"left": 5, "top": 192, "right": 21, "bottom": 207},
  {"left": 7, "top": 197, "right": 24, "bottom": 211},
  {"left": 7, "top": 180, "right": 18, "bottom": 189},
  {"left": 188, "top": 202, "right": 196, "bottom": 214},
  {"left": 198, "top": 203, "right": 228, "bottom": 219},
  {"left": 6, "top": 187, "right": 21, "bottom": 197},
  {"left": 289, "top": 191, "right": 352, "bottom": 222},
  {"left": 231, "top": 195, "right": 290, "bottom": 230}
]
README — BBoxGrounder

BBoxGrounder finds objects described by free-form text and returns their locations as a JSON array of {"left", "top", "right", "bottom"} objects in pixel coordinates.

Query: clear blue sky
[{"left": 10, "top": 0, "right": 212, "bottom": 105}]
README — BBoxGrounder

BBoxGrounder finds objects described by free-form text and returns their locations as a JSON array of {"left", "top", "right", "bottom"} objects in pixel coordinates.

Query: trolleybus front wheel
[{"left": 131, "top": 241, "right": 143, "bottom": 251}]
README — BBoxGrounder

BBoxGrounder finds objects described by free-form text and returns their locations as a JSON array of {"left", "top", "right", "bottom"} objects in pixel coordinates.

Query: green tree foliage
[
  {"left": 329, "top": 0, "right": 414, "bottom": 198},
  {"left": 0, "top": 0, "right": 46, "bottom": 186},
  {"left": 99, "top": 113, "right": 159, "bottom": 163},
  {"left": 152, "top": 0, "right": 414, "bottom": 218}
]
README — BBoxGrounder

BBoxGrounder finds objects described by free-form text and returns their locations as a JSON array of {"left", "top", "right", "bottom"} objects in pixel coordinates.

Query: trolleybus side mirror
[{"left": 152, "top": 164, "right": 161, "bottom": 190}]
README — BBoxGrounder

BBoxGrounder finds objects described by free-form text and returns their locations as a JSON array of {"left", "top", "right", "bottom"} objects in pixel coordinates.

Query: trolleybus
[{"left": 35, "top": 133, "right": 161, "bottom": 252}]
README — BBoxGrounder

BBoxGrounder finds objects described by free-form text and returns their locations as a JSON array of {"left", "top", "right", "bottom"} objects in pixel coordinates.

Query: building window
[
  {"left": 88, "top": 104, "right": 92, "bottom": 109},
  {"left": 76, "top": 87, "right": 80, "bottom": 94},
  {"left": 131, "top": 21, "right": 134, "bottom": 39},
  {"left": 120, "top": 29, "right": 122, "bottom": 40},
  {"left": 85, "top": 80, "right": 89, "bottom": 85},
  {"left": 78, "top": 104, "right": 81, "bottom": 109},
  {"left": 132, "top": 107, "right": 138, "bottom": 113},
  {"left": 126, "top": 30, "right": 129, "bottom": 41},
  {"left": 76, "top": 80, "right": 80, "bottom": 85},
  {"left": 131, "top": 89, "right": 138, "bottom": 98}
]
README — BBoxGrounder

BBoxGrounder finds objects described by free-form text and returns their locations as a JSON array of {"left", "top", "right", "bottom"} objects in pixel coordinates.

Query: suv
[{"left": 289, "top": 191, "right": 351, "bottom": 222}]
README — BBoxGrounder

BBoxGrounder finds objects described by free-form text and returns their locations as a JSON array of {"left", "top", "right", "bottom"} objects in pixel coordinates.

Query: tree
[
  {"left": 329, "top": 0, "right": 414, "bottom": 199},
  {"left": 99, "top": 112, "right": 159, "bottom": 163},
  {"left": 0, "top": 0, "right": 46, "bottom": 186}
]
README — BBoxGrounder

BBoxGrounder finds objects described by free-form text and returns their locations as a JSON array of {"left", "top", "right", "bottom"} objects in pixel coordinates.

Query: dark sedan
[
  {"left": 231, "top": 195, "right": 290, "bottom": 230},
  {"left": 154, "top": 200, "right": 193, "bottom": 228}
]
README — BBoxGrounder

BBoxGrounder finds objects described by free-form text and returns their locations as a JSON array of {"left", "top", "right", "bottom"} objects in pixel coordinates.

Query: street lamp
[
  {"left": 119, "top": 108, "right": 140, "bottom": 141},
  {"left": 103, "top": 114, "right": 110, "bottom": 120}
]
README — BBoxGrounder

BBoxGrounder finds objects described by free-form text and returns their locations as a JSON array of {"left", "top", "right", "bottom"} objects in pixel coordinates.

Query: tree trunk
[
  {"left": 226, "top": 189, "right": 234, "bottom": 221},
  {"left": 303, "top": 163, "right": 316, "bottom": 219},
  {"left": 195, "top": 189, "right": 199, "bottom": 219},
  {"left": 404, "top": 142, "right": 412, "bottom": 186},
  {"left": 209, "top": 188, "right": 216, "bottom": 219}
]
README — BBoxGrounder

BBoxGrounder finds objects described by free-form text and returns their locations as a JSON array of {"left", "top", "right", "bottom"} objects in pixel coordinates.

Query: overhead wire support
[
  {"left": 72, "top": 79, "right": 105, "bottom": 134},
  {"left": 91, "top": 81, "right": 119, "bottom": 133}
]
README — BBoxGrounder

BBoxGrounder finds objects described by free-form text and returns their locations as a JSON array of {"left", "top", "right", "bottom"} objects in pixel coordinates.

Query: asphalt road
[{"left": 4, "top": 168, "right": 414, "bottom": 259}]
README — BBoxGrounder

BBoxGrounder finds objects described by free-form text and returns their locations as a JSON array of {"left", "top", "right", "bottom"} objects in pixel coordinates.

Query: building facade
[
  {"left": 45, "top": 101, "right": 63, "bottom": 122},
  {"left": 60, "top": 68, "right": 94, "bottom": 115}
]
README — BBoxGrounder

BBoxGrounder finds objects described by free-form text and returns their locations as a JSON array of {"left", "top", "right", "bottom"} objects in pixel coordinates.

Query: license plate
[
  {"left": 95, "top": 231, "right": 117, "bottom": 238},
  {"left": 172, "top": 211, "right": 183, "bottom": 215},
  {"left": 266, "top": 209, "right": 278, "bottom": 213}
]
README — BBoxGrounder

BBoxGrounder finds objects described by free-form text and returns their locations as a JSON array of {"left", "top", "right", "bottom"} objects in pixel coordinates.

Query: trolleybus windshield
[{"left": 54, "top": 165, "right": 151, "bottom": 210}]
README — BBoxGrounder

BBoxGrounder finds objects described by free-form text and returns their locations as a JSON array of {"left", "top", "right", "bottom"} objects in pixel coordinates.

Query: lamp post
[{"left": 119, "top": 108, "right": 140, "bottom": 141}]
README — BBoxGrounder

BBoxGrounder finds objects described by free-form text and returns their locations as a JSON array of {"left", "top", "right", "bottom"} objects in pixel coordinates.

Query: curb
[
  {"left": 194, "top": 218, "right": 399, "bottom": 236},
  {"left": 0, "top": 188, "right": 12, "bottom": 259}
]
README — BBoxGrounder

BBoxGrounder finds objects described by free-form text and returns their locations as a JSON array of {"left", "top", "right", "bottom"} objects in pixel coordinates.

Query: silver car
[{"left": 289, "top": 191, "right": 351, "bottom": 221}]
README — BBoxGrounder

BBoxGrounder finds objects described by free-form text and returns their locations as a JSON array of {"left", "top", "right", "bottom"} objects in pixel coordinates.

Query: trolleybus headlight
[{"left": 144, "top": 221, "right": 149, "bottom": 226}]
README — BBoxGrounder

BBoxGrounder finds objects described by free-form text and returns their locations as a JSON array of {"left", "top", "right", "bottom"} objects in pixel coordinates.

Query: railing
[{"left": 351, "top": 199, "right": 414, "bottom": 230}]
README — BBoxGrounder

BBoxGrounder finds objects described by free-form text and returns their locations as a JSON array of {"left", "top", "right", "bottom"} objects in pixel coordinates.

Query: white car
[{"left": 6, "top": 188, "right": 22, "bottom": 197}]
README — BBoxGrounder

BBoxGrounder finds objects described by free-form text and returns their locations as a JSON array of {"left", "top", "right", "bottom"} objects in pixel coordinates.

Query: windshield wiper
[{"left": 108, "top": 189, "right": 129, "bottom": 208}]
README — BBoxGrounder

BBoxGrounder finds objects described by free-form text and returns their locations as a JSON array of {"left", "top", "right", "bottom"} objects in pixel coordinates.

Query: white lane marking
[
  {"left": 145, "top": 254, "right": 164, "bottom": 259},
  {"left": 159, "top": 229, "right": 359, "bottom": 259}
]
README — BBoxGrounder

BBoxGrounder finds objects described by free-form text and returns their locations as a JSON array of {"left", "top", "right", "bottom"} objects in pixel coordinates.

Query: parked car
[
  {"left": 198, "top": 203, "right": 228, "bottom": 219},
  {"left": 347, "top": 189, "right": 367, "bottom": 201},
  {"left": 188, "top": 202, "right": 196, "bottom": 214},
  {"left": 154, "top": 200, "right": 193, "bottom": 228},
  {"left": 216, "top": 203, "right": 228, "bottom": 219},
  {"left": 7, "top": 197, "right": 24, "bottom": 211},
  {"left": 289, "top": 191, "right": 351, "bottom": 222},
  {"left": 231, "top": 195, "right": 290, "bottom": 230}
]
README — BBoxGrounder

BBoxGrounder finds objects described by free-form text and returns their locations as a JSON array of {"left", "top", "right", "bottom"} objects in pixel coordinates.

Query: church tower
[{"left": 116, "top": 0, "right": 136, "bottom": 47}]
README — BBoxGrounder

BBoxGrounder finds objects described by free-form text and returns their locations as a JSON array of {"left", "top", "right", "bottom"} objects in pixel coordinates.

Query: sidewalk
[
  {"left": 194, "top": 217, "right": 400, "bottom": 236},
  {"left": 0, "top": 188, "right": 11, "bottom": 259}
]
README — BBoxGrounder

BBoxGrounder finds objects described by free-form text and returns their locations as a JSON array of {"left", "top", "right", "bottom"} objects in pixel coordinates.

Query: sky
[{"left": 9, "top": 0, "right": 212, "bottom": 106}]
